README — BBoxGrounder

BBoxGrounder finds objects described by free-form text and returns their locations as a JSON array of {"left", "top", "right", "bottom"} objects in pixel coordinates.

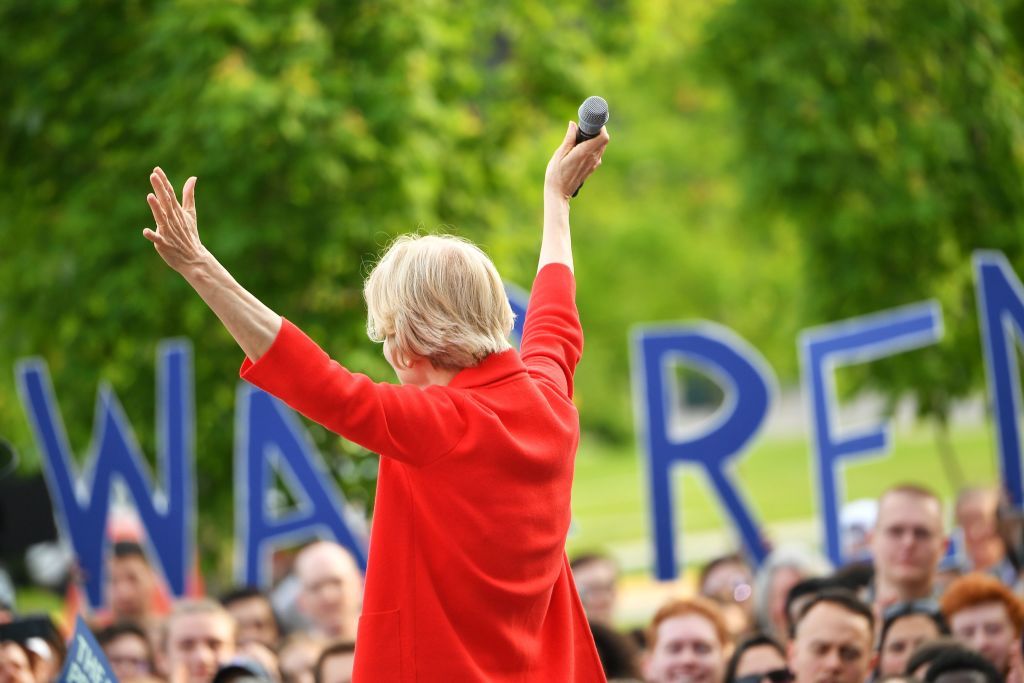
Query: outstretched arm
[
  {"left": 538, "top": 121, "right": 610, "bottom": 273},
  {"left": 143, "top": 168, "right": 281, "bottom": 361}
]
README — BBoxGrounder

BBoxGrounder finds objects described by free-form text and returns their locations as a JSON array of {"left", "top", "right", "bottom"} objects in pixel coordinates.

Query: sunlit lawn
[{"left": 568, "top": 423, "right": 998, "bottom": 559}]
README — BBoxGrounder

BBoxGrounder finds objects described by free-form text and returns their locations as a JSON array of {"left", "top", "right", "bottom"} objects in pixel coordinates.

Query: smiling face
[{"left": 644, "top": 613, "right": 726, "bottom": 683}]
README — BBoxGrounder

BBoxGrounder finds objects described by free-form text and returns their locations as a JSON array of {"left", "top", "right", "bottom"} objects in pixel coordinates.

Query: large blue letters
[
  {"left": 16, "top": 342, "right": 194, "bottom": 608},
  {"left": 974, "top": 251, "right": 1024, "bottom": 507},
  {"left": 800, "top": 302, "right": 943, "bottom": 567},
  {"left": 235, "top": 385, "right": 368, "bottom": 587},
  {"left": 632, "top": 324, "right": 775, "bottom": 579}
]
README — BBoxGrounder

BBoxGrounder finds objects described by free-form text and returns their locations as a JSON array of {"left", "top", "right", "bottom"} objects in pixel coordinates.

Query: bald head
[{"left": 295, "top": 542, "right": 363, "bottom": 641}]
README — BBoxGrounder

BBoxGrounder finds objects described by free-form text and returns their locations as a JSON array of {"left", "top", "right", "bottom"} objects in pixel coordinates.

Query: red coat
[{"left": 240, "top": 264, "right": 605, "bottom": 681}]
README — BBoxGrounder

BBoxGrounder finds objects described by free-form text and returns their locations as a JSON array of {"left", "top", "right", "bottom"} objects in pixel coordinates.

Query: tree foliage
[
  {"left": 0, "top": 0, "right": 608, "bottom": 569},
  {"left": 702, "top": 0, "right": 1024, "bottom": 420}
]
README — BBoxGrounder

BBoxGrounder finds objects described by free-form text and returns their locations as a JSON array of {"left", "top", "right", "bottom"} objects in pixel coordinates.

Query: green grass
[{"left": 567, "top": 423, "right": 998, "bottom": 557}]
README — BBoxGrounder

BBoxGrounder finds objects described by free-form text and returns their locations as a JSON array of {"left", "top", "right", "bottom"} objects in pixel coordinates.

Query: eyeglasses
[{"left": 734, "top": 668, "right": 795, "bottom": 683}]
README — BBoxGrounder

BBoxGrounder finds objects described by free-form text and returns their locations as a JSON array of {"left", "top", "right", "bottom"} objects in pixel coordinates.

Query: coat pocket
[{"left": 353, "top": 608, "right": 404, "bottom": 682}]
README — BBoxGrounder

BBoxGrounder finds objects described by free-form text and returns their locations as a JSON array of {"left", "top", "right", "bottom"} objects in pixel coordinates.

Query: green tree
[
  {"left": 0, "top": 0, "right": 609, "bottom": 574},
  {"left": 702, "top": 0, "right": 1024, "bottom": 428}
]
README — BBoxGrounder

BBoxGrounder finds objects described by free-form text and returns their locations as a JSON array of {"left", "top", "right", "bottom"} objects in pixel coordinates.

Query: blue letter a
[{"left": 236, "top": 385, "right": 368, "bottom": 587}]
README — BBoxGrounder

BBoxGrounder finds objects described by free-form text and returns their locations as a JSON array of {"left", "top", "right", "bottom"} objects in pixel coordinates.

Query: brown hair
[
  {"left": 940, "top": 573, "right": 1024, "bottom": 636},
  {"left": 647, "top": 596, "right": 730, "bottom": 650}
]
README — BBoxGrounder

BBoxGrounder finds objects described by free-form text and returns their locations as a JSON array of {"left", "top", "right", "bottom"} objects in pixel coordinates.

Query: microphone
[{"left": 572, "top": 96, "right": 609, "bottom": 197}]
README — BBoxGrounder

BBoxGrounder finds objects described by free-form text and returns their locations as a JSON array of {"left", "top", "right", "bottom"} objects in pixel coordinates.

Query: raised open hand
[
  {"left": 143, "top": 168, "right": 207, "bottom": 273},
  {"left": 544, "top": 121, "right": 610, "bottom": 200}
]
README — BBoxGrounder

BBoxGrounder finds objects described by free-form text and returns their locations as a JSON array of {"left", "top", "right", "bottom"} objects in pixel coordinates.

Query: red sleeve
[
  {"left": 240, "top": 320, "right": 467, "bottom": 467},
  {"left": 519, "top": 264, "right": 584, "bottom": 398}
]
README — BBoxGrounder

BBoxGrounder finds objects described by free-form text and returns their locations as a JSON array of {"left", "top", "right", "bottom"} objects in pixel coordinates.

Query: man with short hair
[
  {"left": 220, "top": 587, "right": 280, "bottom": 650},
  {"left": 294, "top": 542, "right": 362, "bottom": 642},
  {"left": 643, "top": 597, "right": 729, "bottom": 683},
  {"left": 870, "top": 485, "right": 947, "bottom": 609},
  {"left": 939, "top": 572, "right": 1024, "bottom": 679},
  {"left": 162, "top": 599, "right": 237, "bottom": 683},
  {"left": 107, "top": 541, "right": 161, "bottom": 624},
  {"left": 314, "top": 641, "right": 355, "bottom": 683},
  {"left": 788, "top": 589, "right": 875, "bottom": 683}
]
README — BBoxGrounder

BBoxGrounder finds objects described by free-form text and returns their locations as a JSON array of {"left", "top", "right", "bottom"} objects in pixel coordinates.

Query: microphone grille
[{"left": 578, "top": 96, "right": 609, "bottom": 135}]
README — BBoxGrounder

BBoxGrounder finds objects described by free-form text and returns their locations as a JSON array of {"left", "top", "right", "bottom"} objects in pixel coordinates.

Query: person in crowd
[
  {"left": 723, "top": 633, "right": 790, "bottom": 683},
  {"left": 277, "top": 633, "right": 325, "bottom": 683},
  {"left": 753, "top": 545, "right": 831, "bottom": 643},
  {"left": 314, "top": 641, "right": 356, "bottom": 683},
  {"left": 787, "top": 589, "right": 875, "bottom": 683},
  {"left": 107, "top": 541, "right": 164, "bottom": 626},
  {"left": 700, "top": 554, "right": 755, "bottom": 639},
  {"left": 293, "top": 542, "right": 362, "bottom": 643},
  {"left": 955, "top": 486, "right": 1016, "bottom": 584},
  {"left": 783, "top": 576, "right": 842, "bottom": 639},
  {"left": 0, "top": 641, "right": 36, "bottom": 683},
  {"left": 588, "top": 620, "right": 643, "bottom": 681},
  {"left": 903, "top": 636, "right": 965, "bottom": 679},
  {"left": 97, "top": 621, "right": 157, "bottom": 682},
  {"left": 211, "top": 656, "right": 276, "bottom": 683},
  {"left": 161, "top": 598, "right": 237, "bottom": 683},
  {"left": 922, "top": 646, "right": 1002, "bottom": 683},
  {"left": 874, "top": 600, "right": 947, "bottom": 678},
  {"left": 221, "top": 587, "right": 281, "bottom": 650},
  {"left": 869, "top": 485, "right": 947, "bottom": 612},
  {"left": 570, "top": 552, "right": 619, "bottom": 627},
  {"left": 643, "top": 596, "right": 730, "bottom": 683},
  {"left": 840, "top": 498, "right": 877, "bottom": 562},
  {"left": 142, "top": 114, "right": 610, "bottom": 679},
  {"left": 939, "top": 571, "right": 1024, "bottom": 679}
]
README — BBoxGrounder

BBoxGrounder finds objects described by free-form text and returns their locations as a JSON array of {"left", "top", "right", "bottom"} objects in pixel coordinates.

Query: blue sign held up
[
  {"left": 632, "top": 323, "right": 776, "bottom": 579},
  {"left": 58, "top": 616, "right": 117, "bottom": 683},
  {"left": 974, "top": 251, "right": 1024, "bottom": 508},
  {"left": 235, "top": 384, "right": 368, "bottom": 587},
  {"left": 15, "top": 341, "right": 195, "bottom": 608},
  {"left": 799, "top": 302, "right": 943, "bottom": 567}
]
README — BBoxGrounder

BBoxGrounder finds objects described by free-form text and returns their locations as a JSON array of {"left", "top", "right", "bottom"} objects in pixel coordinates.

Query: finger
[
  {"left": 147, "top": 193, "right": 169, "bottom": 229},
  {"left": 152, "top": 168, "right": 183, "bottom": 218},
  {"left": 142, "top": 228, "right": 164, "bottom": 245},
  {"left": 182, "top": 176, "right": 197, "bottom": 216}
]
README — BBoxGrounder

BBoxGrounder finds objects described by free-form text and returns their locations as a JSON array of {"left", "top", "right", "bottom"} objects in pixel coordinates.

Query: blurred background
[{"left": 2, "top": 0, "right": 1024, "bottom": 632}]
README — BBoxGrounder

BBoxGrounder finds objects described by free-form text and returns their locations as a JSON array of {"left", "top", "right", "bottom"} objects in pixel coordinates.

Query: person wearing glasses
[
  {"left": 869, "top": 485, "right": 947, "bottom": 612},
  {"left": 787, "top": 589, "right": 875, "bottom": 683},
  {"left": 874, "top": 600, "right": 947, "bottom": 678},
  {"left": 724, "top": 633, "right": 792, "bottom": 683}
]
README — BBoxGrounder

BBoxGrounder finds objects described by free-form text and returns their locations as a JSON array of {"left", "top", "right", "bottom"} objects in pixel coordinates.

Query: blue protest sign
[
  {"left": 974, "top": 251, "right": 1024, "bottom": 507},
  {"left": 632, "top": 323, "right": 776, "bottom": 579},
  {"left": 15, "top": 341, "right": 195, "bottom": 608},
  {"left": 799, "top": 302, "right": 943, "bottom": 567},
  {"left": 57, "top": 616, "right": 117, "bottom": 683},
  {"left": 235, "top": 384, "right": 368, "bottom": 587}
]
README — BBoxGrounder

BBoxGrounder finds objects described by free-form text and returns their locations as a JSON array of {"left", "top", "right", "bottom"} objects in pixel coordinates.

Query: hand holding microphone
[{"left": 545, "top": 96, "right": 610, "bottom": 200}]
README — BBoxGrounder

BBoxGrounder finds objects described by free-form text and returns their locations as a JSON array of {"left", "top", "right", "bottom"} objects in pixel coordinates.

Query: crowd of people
[
  {"left": 0, "top": 481, "right": 1021, "bottom": 682},
  {"left": 575, "top": 483, "right": 1024, "bottom": 682}
]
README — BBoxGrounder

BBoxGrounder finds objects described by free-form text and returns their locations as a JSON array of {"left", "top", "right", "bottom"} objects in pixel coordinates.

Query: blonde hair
[{"left": 364, "top": 234, "right": 514, "bottom": 369}]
